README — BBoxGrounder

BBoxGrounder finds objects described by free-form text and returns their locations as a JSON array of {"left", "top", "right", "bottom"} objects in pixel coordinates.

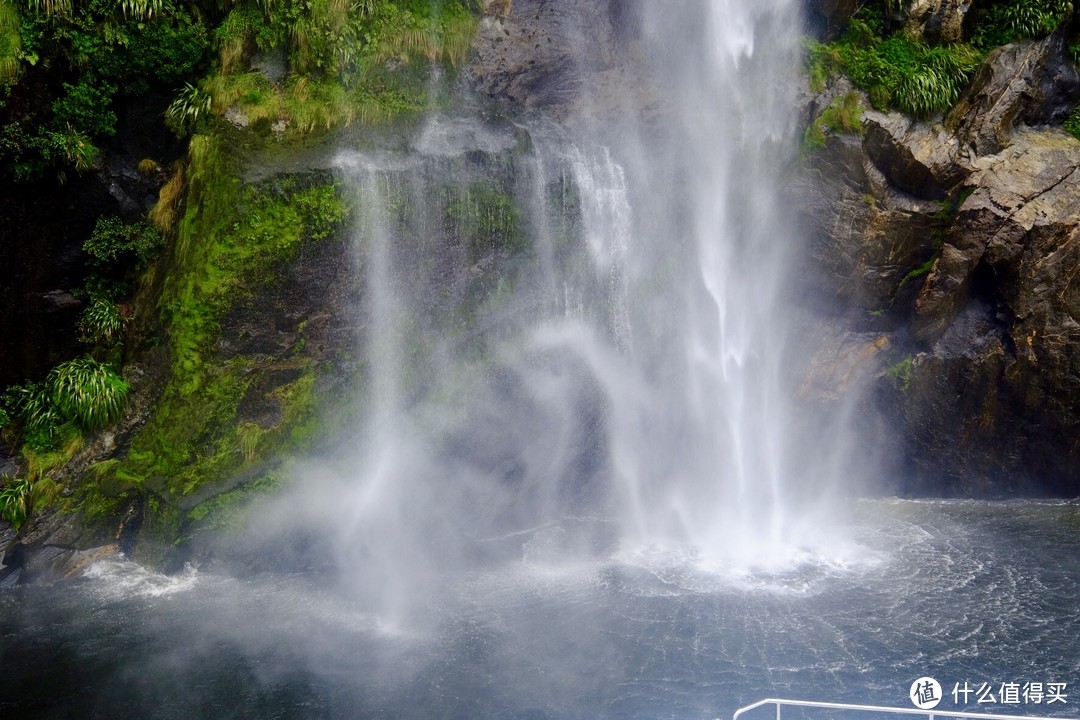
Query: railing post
[{"left": 776, "top": 701, "right": 781, "bottom": 720}]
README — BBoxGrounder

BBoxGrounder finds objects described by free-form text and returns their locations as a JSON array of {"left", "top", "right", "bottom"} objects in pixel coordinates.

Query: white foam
[{"left": 81, "top": 557, "right": 199, "bottom": 599}]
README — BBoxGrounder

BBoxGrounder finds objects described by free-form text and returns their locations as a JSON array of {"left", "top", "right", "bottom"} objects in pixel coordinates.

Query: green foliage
[
  {"left": 0, "top": 475, "right": 62, "bottom": 531},
  {"left": 1066, "top": 104, "right": 1080, "bottom": 141},
  {"left": 1, "top": 0, "right": 209, "bottom": 179},
  {"left": 165, "top": 82, "right": 213, "bottom": 136},
  {"left": 17, "top": 0, "right": 72, "bottom": 17},
  {"left": 48, "top": 357, "right": 129, "bottom": 431},
  {"left": 0, "top": 122, "right": 97, "bottom": 181},
  {"left": 0, "top": 475, "right": 32, "bottom": 530},
  {"left": 804, "top": 39, "right": 841, "bottom": 93},
  {"left": 895, "top": 255, "right": 938, "bottom": 295},
  {"left": 803, "top": 91, "right": 865, "bottom": 151},
  {"left": 79, "top": 297, "right": 126, "bottom": 346},
  {"left": 0, "top": 0, "right": 21, "bottom": 82},
  {"left": 969, "top": 0, "right": 1074, "bottom": 50},
  {"left": 885, "top": 356, "right": 915, "bottom": 393},
  {"left": 5, "top": 381, "right": 63, "bottom": 451},
  {"left": 835, "top": 26, "right": 983, "bottom": 117},
  {"left": 118, "top": 0, "right": 163, "bottom": 20},
  {"left": 84, "top": 217, "right": 163, "bottom": 272},
  {"left": 53, "top": 80, "right": 118, "bottom": 137}
]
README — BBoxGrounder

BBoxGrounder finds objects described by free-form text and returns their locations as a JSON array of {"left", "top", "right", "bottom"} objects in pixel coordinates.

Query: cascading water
[{"left": 308, "top": 0, "right": 854, "bottom": 622}]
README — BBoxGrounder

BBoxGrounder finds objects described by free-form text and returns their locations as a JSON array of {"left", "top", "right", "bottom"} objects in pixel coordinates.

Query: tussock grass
[{"left": 150, "top": 166, "right": 184, "bottom": 231}]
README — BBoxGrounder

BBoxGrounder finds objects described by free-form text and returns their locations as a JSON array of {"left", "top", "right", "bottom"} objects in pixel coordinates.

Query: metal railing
[{"left": 731, "top": 699, "right": 1080, "bottom": 720}]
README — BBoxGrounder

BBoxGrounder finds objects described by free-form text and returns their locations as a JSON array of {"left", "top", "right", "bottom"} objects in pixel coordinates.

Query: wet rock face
[
  {"left": 795, "top": 44, "right": 1080, "bottom": 495},
  {"left": 466, "top": 0, "right": 644, "bottom": 121},
  {"left": 789, "top": 131, "right": 942, "bottom": 313}
]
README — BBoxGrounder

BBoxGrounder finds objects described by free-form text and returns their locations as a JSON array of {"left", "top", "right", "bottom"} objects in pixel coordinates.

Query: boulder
[
  {"left": 861, "top": 110, "right": 969, "bottom": 199},
  {"left": 903, "top": 0, "right": 972, "bottom": 44},
  {"left": 947, "top": 31, "right": 1080, "bottom": 157}
]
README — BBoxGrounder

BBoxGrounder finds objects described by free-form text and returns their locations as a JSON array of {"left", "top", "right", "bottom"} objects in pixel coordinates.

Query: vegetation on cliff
[
  {"left": 0, "top": 0, "right": 479, "bottom": 537},
  {"left": 806, "top": 0, "right": 1077, "bottom": 121}
]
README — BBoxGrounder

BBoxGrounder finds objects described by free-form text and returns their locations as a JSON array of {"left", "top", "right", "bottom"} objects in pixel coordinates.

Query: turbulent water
[
  {"left": 2, "top": 501, "right": 1078, "bottom": 719},
  {"left": 3, "top": 2, "right": 1079, "bottom": 719}
]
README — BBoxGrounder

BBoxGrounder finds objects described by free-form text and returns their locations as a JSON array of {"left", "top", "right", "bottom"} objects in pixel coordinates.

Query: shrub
[
  {"left": 0, "top": 475, "right": 62, "bottom": 531},
  {"left": 84, "top": 217, "right": 164, "bottom": 272},
  {"left": 79, "top": 297, "right": 126, "bottom": 345},
  {"left": 48, "top": 357, "right": 129, "bottom": 432},
  {"left": 970, "top": 0, "right": 1074, "bottom": 49},
  {"left": 6, "top": 382, "right": 63, "bottom": 450},
  {"left": 886, "top": 356, "right": 915, "bottom": 392},
  {"left": 166, "top": 82, "right": 213, "bottom": 136},
  {"left": 0, "top": 476, "right": 32, "bottom": 530},
  {"left": 117, "top": 0, "right": 163, "bottom": 20},
  {"left": 836, "top": 26, "right": 982, "bottom": 117},
  {"left": 52, "top": 80, "right": 118, "bottom": 138}
]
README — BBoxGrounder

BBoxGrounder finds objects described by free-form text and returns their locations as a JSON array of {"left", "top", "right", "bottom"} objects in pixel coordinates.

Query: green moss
[
  {"left": 804, "top": 39, "right": 842, "bottom": 94},
  {"left": 885, "top": 356, "right": 914, "bottom": 393},
  {"left": 163, "top": 134, "right": 348, "bottom": 394},
  {"left": 184, "top": 470, "right": 283, "bottom": 530},
  {"left": 803, "top": 91, "right": 866, "bottom": 152},
  {"left": 170, "top": 0, "right": 478, "bottom": 141},
  {"left": 895, "top": 255, "right": 938, "bottom": 295}
]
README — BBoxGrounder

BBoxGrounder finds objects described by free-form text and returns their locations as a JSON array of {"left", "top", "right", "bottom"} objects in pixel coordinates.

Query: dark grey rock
[{"left": 948, "top": 31, "right": 1080, "bottom": 157}]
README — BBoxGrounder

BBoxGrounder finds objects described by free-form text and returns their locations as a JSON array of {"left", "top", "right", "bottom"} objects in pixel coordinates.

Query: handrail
[{"left": 731, "top": 698, "right": 1080, "bottom": 720}]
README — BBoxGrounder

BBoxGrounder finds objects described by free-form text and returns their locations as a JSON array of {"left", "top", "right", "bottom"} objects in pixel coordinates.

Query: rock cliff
[{"left": 791, "top": 28, "right": 1080, "bottom": 495}]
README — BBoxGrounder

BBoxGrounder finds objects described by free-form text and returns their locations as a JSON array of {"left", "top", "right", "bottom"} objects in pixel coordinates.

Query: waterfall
[{"left": 316, "top": 0, "right": 852, "bottom": 620}]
